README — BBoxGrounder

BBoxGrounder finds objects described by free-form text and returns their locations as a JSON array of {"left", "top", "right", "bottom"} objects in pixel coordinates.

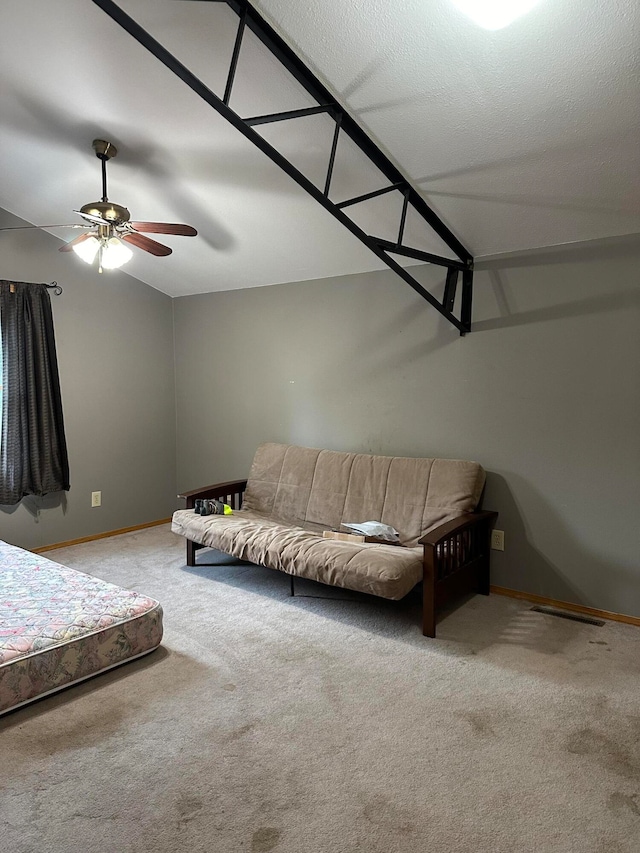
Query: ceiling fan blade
[
  {"left": 59, "top": 232, "right": 94, "bottom": 253},
  {"left": 128, "top": 221, "right": 197, "bottom": 236},
  {"left": 73, "top": 209, "right": 110, "bottom": 226},
  {"left": 122, "top": 231, "right": 172, "bottom": 256},
  {"left": 0, "top": 223, "right": 89, "bottom": 232}
]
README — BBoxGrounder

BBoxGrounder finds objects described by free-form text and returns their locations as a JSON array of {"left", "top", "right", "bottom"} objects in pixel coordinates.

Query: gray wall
[
  {"left": 173, "top": 237, "right": 640, "bottom": 618},
  {"left": 0, "top": 211, "right": 177, "bottom": 550},
  {"left": 2, "top": 207, "right": 638, "bottom": 617}
]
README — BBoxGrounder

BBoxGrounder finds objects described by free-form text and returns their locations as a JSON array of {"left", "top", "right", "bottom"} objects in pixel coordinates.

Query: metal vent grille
[{"left": 531, "top": 605, "right": 605, "bottom": 627}]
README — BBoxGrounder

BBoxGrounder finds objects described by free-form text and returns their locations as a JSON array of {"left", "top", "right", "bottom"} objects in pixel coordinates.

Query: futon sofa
[{"left": 171, "top": 442, "right": 497, "bottom": 637}]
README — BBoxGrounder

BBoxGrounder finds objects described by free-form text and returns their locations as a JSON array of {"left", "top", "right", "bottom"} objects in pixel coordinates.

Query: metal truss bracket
[{"left": 91, "top": 0, "right": 475, "bottom": 334}]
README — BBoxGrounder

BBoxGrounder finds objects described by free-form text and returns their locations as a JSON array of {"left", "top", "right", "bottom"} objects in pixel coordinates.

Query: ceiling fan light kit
[
  {"left": 58, "top": 138, "right": 197, "bottom": 273},
  {"left": 100, "top": 237, "right": 134, "bottom": 270},
  {"left": 72, "top": 233, "right": 133, "bottom": 271},
  {"left": 71, "top": 235, "right": 100, "bottom": 265}
]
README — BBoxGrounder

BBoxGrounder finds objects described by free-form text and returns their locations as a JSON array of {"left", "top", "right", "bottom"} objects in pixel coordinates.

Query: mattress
[{"left": 0, "top": 540, "right": 163, "bottom": 715}]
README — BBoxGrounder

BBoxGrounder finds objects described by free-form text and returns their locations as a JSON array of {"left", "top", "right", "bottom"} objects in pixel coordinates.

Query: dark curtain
[{"left": 0, "top": 281, "right": 70, "bottom": 505}]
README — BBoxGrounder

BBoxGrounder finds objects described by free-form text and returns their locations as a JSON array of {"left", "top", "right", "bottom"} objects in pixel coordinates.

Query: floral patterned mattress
[{"left": 0, "top": 540, "right": 163, "bottom": 714}]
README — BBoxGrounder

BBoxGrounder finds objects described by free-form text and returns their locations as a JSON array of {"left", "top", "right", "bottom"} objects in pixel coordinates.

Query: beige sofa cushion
[
  {"left": 242, "top": 443, "right": 485, "bottom": 547},
  {"left": 171, "top": 508, "right": 424, "bottom": 599}
]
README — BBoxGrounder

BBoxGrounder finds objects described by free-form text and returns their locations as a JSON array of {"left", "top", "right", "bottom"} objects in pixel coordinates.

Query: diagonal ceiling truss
[{"left": 92, "top": 0, "right": 476, "bottom": 334}]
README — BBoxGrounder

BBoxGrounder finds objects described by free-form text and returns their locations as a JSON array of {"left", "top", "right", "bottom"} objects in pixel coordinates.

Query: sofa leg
[
  {"left": 478, "top": 522, "right": 492, "bottom": 595},
  {"left": 478, "top": 556, "right": 490, "bottom": 596},
  {"left": 422, "top": 547, "right": 437, "bottom": 637},
  {"left": 422, "top": 590, "right": 436, "bottom": 638},
  {"left": 186, "top": 539, "right": 197, "bottom": 567}
]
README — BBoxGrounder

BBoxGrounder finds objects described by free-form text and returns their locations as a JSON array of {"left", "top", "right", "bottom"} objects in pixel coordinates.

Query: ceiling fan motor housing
[{"left": 80, "top": 201, "right": 130, "bottom": 223}]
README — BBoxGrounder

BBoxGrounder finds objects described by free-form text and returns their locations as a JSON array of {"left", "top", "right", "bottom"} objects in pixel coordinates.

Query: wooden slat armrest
[
  {"left": 420, "top": 510, "right": 497, "bottom": 637},
  {"left": 178, "top": 479, "right": 248, "bottom": 502},
  {"left": 419, "top": 510, "right": 498, "bottom": 547},
  {"left": 178, "top": 479, "right": 248, "bottom": 500}
]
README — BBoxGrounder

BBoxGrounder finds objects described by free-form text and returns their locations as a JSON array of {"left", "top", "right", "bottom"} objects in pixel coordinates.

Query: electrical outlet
[
  {"left": 91, "top": 491, "right": 102, "bottom": 508},
  {"left": 491, "top": 529, "right": 505, "bottom": 551}
]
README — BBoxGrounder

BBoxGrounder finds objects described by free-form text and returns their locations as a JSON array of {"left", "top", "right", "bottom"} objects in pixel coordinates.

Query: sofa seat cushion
[{"left": 171, "top": 508, "right": 423, "bottom": 600}]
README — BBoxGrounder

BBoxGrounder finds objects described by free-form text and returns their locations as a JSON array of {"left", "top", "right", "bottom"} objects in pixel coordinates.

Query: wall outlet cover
[{"left": 491, "top": 529, "right": 505, "bottom": 551}]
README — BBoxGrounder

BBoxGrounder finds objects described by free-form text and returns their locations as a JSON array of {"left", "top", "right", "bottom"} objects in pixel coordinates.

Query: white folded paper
[{"left": 341, "top": 521, "right": 399, "bottom": 542}]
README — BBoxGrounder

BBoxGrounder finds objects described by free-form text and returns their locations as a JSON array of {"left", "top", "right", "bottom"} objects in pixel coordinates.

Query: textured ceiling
[{"left": 0, "top": 0, "right": 638, "bottom": 296}]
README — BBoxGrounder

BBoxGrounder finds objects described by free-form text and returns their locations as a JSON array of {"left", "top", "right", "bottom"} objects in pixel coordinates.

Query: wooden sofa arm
[
  {"left": 178, "top": 480, "right": 248, "bottom": 566},
  {"left": 178, "top": 479, "right": 248, "bottom": 509},
  {"left": 420, "top": 510, "right": 498, "bottom": 638},
  {"left": 419, "top": 510, "right": 498, "bottom": 547}
]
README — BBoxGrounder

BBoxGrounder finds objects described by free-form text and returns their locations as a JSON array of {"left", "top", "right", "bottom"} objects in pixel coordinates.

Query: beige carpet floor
[{"left": 1, "top": 524, "right": 639, "bottom": 853}]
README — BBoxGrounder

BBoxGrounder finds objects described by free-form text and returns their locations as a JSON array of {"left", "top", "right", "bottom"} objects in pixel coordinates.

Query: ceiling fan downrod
[
  {"left": 92, "top": 138, "right": 116, "bottom": 203},
  {"left": 79, "top": 140, "right": 131, "bottom": 224}
]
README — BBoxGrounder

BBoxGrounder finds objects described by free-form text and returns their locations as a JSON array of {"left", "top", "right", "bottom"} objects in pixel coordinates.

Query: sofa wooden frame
[{"left": 178, "top": 480, "right": 497, "bottom": 637}]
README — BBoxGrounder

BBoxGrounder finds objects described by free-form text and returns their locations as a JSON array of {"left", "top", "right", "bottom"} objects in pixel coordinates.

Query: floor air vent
[{"left": 530, "top": 605, "right": 605, "bottom": 626}]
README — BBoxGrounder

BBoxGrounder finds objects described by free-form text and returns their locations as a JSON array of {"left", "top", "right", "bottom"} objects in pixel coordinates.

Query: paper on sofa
[{"left": 341, "top": 521, "right": 400, "bottom": 542}]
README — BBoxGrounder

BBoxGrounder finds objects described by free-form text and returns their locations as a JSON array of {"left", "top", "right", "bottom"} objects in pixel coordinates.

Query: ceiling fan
[
  {"left": 60, "top": 139, "right": 198, "bottom": 271},
  {"left": 2, "top": 139, "right": 197, "bottom": 272}
]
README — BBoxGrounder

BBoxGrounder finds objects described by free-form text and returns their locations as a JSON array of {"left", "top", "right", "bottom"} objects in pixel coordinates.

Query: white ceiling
[{"left": 1, "top": 0, "right": 638, "bottom": 297}]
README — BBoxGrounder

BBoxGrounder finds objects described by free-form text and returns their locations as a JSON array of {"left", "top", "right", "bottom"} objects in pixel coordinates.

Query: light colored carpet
[{"left": 2, "top": 524, "right": 639, "bottom": 853}]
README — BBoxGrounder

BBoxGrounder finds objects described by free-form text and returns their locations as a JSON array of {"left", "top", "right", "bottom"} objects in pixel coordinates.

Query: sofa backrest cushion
[{"left": 242, "top": 443, "right": 486, "bottom": 547}]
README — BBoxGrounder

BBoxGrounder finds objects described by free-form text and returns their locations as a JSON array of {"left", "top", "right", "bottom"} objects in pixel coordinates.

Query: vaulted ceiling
[{"left": 1, "top": 0, "right": 638, "bottom": 297}]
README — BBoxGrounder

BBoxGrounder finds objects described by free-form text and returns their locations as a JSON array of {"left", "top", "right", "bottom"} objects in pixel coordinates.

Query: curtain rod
[{"left": 6, "top": 281, "right": 63, "bottom": 295}]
